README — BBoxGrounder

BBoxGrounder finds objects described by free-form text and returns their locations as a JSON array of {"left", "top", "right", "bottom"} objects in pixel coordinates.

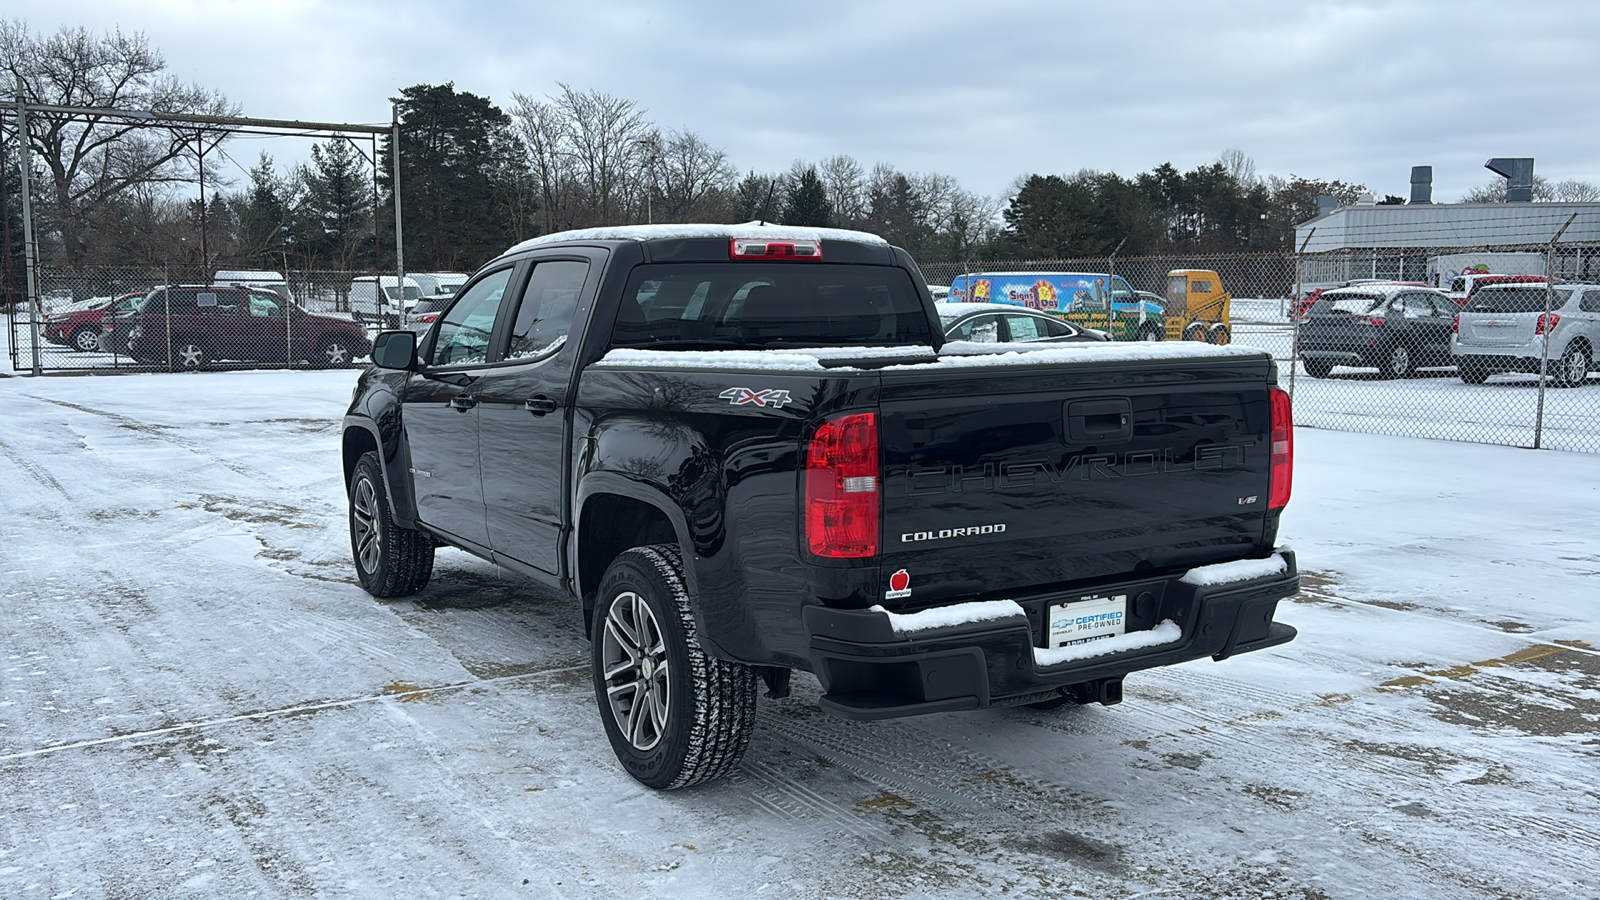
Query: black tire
[
  {"left": 316, "top": 335, "right": 355, "bottom": 368},
  {"left": 1207, "top": 323, "right": 1231, "bottom": 345},
  {"left": 1380, "top": 343, "right": 1413, "bottom": 379},
  {"left": 349, "top": 451, "right": 434, "bottom": 598},
  {"left": 592, "top": 544, "right": 757, "bottom": 790},
  {"left": 1302, "top": 358, "right": 1335, "bottom": 378},
  {"left": 70, "top": 327, "right": 100, "bottom": 352},
  {"left": 171, "top": 335, "right": 209, "bottom": 370},
  {"left": 1182, "top": 322, "right": 1208, "bottom": 342},
  {"left": 1551, "top": 343, "right": 1591, "bottom": 388},
  {"left": 1459, "top": 358, "right": 1490, "bottom": 384},
  {"left": 1136, "top": 324, "right": 1163, "bottom": 342}
]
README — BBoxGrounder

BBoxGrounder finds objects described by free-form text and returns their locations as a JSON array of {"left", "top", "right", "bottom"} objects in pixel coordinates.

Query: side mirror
[{"left": 372, "top": 330, "right": 417, "bottom": 370}]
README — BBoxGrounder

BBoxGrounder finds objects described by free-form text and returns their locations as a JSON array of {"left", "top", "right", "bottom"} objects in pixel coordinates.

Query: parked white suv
[{"left": 1452, "top": 283, "right": 1599, "bottom": 387}]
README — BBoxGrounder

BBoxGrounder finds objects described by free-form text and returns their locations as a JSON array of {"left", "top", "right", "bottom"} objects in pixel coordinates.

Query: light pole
[{"left": 634, "top": 137, "right": 660, "bottom": 224}]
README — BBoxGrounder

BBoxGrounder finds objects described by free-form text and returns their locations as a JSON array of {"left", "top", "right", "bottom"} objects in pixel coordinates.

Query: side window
[
  {"left": 248, "top": 292, "right": 284, "bottom": 318},
  {"left": 1581, "top": 290, "right": 1600, "bottom": 313},
  {"left": 1004, "top": 314, "right": 1044, "bottom": 342},
  {"left": 1429, "top": 294, "right": 1459, "bottom": 316},
  {"left": 507, "top": 260, "right": 589, "bottom": 360},
  {"left": 949, "top": 315, "right": 1001, "bottom": 343},
  {"left": 1401, "top": 295, "right": 1432, "bottom": 318},
  {"left": 430, "top": 268, "right": 514, "bottom": 367},
  {"left": 1038, "top": 316, "right": 1075, "bottom": 337}
]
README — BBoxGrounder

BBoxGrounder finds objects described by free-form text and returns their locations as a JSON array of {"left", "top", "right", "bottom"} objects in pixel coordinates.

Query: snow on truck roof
[{"left": 503, "top": 222, "right": 890, "bottom": 256}]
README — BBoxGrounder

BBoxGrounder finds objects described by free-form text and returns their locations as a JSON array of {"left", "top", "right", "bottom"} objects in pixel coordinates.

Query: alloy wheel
[
  {"left": 351, "top": 475, "right": 382, "bottom": 574},
  {"left": 323, "top": 341, "right": 351, "bottom": 366},
  {"left": 600, "top": 590, "right": 671, "bottom": 751}
]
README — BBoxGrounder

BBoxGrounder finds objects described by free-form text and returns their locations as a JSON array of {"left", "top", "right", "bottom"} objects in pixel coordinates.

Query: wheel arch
[
  {"left": 575, "top": 474, "right": 700, "bottom": 638},
  {"left": 342, "top": 415, "right": 420, "bottom": 527}
]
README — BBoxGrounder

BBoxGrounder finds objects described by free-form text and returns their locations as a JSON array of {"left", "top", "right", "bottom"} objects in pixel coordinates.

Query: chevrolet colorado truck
[{"left": 341, "top": 224, "right": 1299, "bottom": 790}]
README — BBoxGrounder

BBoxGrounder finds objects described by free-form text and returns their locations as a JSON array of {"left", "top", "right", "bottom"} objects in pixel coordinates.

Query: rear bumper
[{"left": 804, "top": 549, "right": 1299, "bottom": 721}]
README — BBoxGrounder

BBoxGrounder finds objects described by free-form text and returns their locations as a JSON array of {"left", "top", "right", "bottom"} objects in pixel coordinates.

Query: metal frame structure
[{"left": 2, "top": 89, "right": 403, "bottom": 375}]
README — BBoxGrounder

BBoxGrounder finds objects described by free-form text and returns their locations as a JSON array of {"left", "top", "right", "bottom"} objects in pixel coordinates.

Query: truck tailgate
[{"left": 876, "top": 353, "right": 1276, "bottom": 608}]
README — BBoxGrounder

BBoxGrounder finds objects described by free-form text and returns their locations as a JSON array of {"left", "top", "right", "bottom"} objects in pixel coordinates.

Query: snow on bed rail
[
  {"left": 1032, "top": 619, "right": 1182, "bottom": 667},
  {"left": 594, "top": 340, "right": 1265, "bottom": 372},
  {"left": 504, "top": 222, "right": 889, "bottom": 255},
  {"left": 1180, "top": 551, "right": 1290, "bottom": 587},
  {"left": 870, "top": 599, "right": 1025, "bottom": 633}
]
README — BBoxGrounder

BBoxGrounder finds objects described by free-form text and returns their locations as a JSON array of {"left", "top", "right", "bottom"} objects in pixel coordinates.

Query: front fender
[{"left": 343, "top": 371, "right": 419, "bottom": 528}]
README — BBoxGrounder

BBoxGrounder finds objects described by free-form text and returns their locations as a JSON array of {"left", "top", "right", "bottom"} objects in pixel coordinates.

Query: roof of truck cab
[{"left": 502, "top": 222, "right": 890, "bottom": 257}]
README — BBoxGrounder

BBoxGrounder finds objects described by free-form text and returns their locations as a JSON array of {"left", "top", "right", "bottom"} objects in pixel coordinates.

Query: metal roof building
[
  {"left": 1292, "top": 202, "right": 1600, "bottom": 289},
  {"left": 1294, "top": 202, "right": 1600, "bottom": 253}
]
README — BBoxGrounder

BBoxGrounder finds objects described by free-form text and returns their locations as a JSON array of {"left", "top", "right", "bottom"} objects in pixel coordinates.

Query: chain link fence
[
  {"left": 3, "top": 264, "right": 399, "bottom": 373},
  {"left": 921, "top": 240, "right": 1600, "bottom": 454}
]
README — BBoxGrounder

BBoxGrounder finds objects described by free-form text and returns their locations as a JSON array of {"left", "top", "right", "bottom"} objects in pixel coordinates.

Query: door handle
[
  {"left": 450, "top": 395, "right": 477, "bottom": 411},
  {"left": 524, "top": 395, "right": 559, "bottom": 416}
]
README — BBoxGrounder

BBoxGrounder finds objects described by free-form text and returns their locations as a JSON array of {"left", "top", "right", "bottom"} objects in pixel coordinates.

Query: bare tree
[
  {"left": 651, "top": 128, "right": 736, "bottom": 222},
  {"left": 819, "top": 154, "right": 867, "bottom": 228},
  {"left": 1219, "top": 148, "right": 1259, "bottom": 188},
  {"left": 1553, "top": 179, "right": 1600, "bottom": 202},
  {"left": 509, "top": 93, "right": 576, "bottom": 233},
  {"left": 1461, "top": 174, "right": 1556, "bottom": 203},
  {"left": 0, "top": 21, "right": 236, "bottom": 268}
]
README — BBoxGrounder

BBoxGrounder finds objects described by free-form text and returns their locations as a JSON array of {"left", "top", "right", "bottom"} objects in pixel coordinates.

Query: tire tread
[{"left": 620, "top": 544, "right": 757, "bottom": 789}]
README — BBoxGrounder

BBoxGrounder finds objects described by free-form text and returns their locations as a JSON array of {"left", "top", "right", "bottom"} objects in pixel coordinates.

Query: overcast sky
[{"left": 9, "top": 0, "right": 1600, "bottom": 206}]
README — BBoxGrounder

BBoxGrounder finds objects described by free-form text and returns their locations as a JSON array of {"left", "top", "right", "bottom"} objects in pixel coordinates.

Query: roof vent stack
[
  {"left": 1485, "top": 158, "right": 1535, "bottom": 202},
  {"left": 1409, "top": 166, "right": 1433, "bottom": 204}
]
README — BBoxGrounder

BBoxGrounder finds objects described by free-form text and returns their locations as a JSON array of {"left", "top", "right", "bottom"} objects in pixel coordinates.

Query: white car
[{"left": 1452, "top": 282, "right": 1599, "bottom": 387}]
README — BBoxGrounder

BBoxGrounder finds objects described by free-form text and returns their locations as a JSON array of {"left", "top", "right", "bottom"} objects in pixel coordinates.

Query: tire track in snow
[
  {"left": 25, "top": 395, "right": 271, "bottom": 482},
  {"left": 0, "top": 664, "right": 584, "bottom": 763}
]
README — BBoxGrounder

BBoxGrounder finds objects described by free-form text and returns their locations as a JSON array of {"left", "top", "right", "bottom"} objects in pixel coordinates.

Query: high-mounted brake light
[
  {"left": 1269, "top": 388, "right": 1293, "bottom": 512},
  {"left": 805, "top": 412, "right": 878, "bottom": 558},
  {"left": 730, "top": 238, "right": 822, "bottom": 261}
]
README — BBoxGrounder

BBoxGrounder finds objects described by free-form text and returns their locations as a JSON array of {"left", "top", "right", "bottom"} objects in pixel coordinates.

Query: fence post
[
  {"left": 1288, "top": 229, "right": 1316, "bottom": 399},
  {"left": 1533, "top": 213, "right": 1579, "bottom": 450},
  {"left": 14, "top": 80, "right": 43, "bottom": 376}
]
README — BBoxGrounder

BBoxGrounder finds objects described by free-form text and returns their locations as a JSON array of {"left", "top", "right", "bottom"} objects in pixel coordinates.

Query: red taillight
[
  {"left": 805, "top": 412, "right": 878, "bottom": 558},
  {"left": 1535, "top": 313, "right": 1560, "bottom": 335},
  {"left": 1452, "top": 314, "right": 1459, "bottom": 334},
  {"left": 1269, "top": 388, "right": 1293, "bottom": 511},
  {"left": 730, "top": 238, "right": 822, "bottom": 261},
  {"left": 418, "top": 313, "right": 438, "bottom": 323}
]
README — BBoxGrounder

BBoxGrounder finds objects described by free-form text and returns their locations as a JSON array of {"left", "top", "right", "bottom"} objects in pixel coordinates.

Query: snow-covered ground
[{"left": 1, "top": 369, "right": 1596, "bottom": 899}]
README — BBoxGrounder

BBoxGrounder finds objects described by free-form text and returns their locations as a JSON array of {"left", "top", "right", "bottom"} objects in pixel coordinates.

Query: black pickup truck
[{"left": 342, "top": 224, "right": 1298, "bottom": 789}]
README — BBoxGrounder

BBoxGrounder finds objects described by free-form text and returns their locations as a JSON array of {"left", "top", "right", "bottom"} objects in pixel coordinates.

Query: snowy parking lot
[{"left": 1, "top": 367, "right": 1597, "bottom": 899}]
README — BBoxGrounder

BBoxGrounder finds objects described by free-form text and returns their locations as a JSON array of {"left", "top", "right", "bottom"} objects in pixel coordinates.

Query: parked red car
[
  {"left": 122, "top": 286, "right": 372, "bottom": 368},
  {"left": 44, "top": 292, "right": 146, "bottom": 351}
]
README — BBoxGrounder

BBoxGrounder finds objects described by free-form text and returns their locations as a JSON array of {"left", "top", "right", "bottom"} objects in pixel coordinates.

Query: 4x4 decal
[{"left": 719, "top": 387, "right": 793, "bottom": 408}]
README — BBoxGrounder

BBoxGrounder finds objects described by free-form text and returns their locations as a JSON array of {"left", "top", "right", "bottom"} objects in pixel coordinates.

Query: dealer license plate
[{"left": 1046, "top": 595, "right": 1128, "bottom": 648}]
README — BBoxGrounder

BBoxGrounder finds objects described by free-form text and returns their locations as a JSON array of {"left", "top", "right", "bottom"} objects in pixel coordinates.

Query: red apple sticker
[{"left": 885, "top": 569, "right": 912, "bottom": 600}]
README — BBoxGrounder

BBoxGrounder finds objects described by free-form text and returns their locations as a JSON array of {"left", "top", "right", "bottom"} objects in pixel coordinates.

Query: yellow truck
[{"left": 1165, "top": 269, "right": 1232, "bottom": 343}]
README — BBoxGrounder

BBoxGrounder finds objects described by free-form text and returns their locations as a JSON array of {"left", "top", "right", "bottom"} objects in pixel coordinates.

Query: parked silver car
[{"left": 1452, "top": 283, "right": 1599, "bottom": 387}]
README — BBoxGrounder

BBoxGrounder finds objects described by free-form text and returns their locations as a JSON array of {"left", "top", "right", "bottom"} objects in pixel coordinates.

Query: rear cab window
[{"left": 610, "top": 263, "right": 934, "bottom": 350}]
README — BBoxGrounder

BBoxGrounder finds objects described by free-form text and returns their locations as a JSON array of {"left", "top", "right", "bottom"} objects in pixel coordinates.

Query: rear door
[
  {"left": 876, "top": 355, "right": 1275, "bottom": 606},
  {"left": 477, "top": 251, "right": 602, "bottom": 575}
]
